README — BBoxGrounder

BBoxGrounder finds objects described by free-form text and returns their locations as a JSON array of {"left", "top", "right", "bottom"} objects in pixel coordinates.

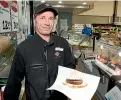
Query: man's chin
[
  {"left": 36, "top": 31, "right": 52, "bottom": 36},
  {"left": 42, "top": 33, "right": 50, "bottom": 36},
  {"left": 41, "top": 31, "right": 52, "bottom": 36}
]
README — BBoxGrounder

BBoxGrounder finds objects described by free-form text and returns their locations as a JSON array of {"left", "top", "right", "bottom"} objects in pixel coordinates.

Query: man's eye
[
  {"left": 50, "top": 17, "right": 54, "bottom": 20},
  {"left": 40, "top": 17, "right": 44, "bottom": 19}
]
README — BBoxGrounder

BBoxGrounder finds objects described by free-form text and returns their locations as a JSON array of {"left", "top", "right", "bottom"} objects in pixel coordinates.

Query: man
[
  {"left": 4, "top": 3, "right": 76, "bottom": 100},
  {"left": 82, "top": 24, "right": 92, "bottom": 37}
]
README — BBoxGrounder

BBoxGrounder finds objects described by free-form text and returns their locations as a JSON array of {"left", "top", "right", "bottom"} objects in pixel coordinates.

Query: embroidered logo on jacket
[{"left": 55, "top": 52, "right": 60, "bottom": 58}]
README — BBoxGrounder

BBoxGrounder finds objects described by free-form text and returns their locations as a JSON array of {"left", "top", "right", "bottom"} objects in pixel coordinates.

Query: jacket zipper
[
  {"left": 44, "top": 48, "right": 51, "bottom": 93},
  {"left": 44, "top": 50, "right": 49, "bottom": 79}
]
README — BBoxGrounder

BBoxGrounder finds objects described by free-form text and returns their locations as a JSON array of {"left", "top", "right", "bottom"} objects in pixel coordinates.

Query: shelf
[{"left": 96, "top": 40, "right": 121, "bottom": 52}]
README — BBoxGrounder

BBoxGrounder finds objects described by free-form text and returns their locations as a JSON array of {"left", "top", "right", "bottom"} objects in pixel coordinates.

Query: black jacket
[{"left": 4, "top": 34, "right": 76, "bottom": 100}]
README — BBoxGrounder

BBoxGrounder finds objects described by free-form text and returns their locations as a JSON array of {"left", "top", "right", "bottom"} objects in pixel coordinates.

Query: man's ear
[
  {"left": 33, "top": 17, "right": 36, "bottom": 29},
  {"left": 33, "top": 14, "right": 36, "bottom": 23}
]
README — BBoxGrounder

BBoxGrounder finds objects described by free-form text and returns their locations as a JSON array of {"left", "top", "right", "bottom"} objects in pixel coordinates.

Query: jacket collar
[{"left": 34, "top": 33, "right": 54, "bottom": 47}]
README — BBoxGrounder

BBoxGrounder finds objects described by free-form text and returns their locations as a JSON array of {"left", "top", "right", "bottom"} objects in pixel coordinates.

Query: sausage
[{"left": 66, "top": 79, "right": 83, "bottom": 85}]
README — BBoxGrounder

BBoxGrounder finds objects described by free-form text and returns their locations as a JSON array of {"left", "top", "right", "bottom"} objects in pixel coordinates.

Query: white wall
[
  {"left": 79, "top": 1, "right": 114, "bottom": 16},
  {"left": 117, "top": 1, "right": 121, "bottom": 17},
  {"left": 72, "top": 15, "right": 109, "bottom": 24}
]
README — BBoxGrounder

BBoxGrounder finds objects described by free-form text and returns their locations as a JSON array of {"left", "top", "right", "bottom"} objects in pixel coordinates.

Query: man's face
[{"left": 35, "top": 11, "right": 55, "bottom": 36}]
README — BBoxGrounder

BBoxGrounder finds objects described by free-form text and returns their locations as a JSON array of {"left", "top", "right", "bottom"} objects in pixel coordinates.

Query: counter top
[
  {"left": 84, "top": 59, "right": 121, "bottom": 84},
  {"left": 94, "top": 59, "right": 117, "bottom": 77}
]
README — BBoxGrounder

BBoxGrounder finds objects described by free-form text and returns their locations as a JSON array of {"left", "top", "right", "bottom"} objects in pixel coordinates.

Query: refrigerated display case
[
  {"left": 95, "top": 41, "right": 121, "bottom": 76},
  {"left": 67, "top": 33, "right": 95, "bottom": 60},
  {"left": 90, "top": 41, "right": 121, "bottom": 99},
  {"left": 67, "top": 33, "right": 86, "bottom": 60},
  {"left": 81, "top": 40, "right": 121, "bottom": 100},
  {"left": 92, "top": 24, "right": 121, "bottom": 47},
  {"left": 68, "top": 33, "right": 83, "bottom": 46}
]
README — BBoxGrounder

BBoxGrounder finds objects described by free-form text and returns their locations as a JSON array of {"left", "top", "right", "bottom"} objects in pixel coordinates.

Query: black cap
[{"left": 34, "top": 3, "right": 58, "bottom": 17}]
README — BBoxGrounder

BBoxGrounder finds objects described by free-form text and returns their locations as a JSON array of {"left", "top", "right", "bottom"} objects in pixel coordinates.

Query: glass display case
[
  {"left": 92, "top": 24, "right": 121, "bottom": 47},
  {"left": 100, "top": 32, "right": 121, "bottom": 47},
  {"left": 79, "top": 35, "right": 93, "bottom": 48},
  {"left": 60, "top": 29, "right": 95, "bottom": 59},
  {"left": 95, "top": 41, "right": 121, "bottom": 75},
  {"left": 68, "top": 34, "right": 86, "bottom": 46},
  {"left": 59, "top": 30, "right": 69, "bottom": 39},
  {"left": 60, "top": 28, "right": 93, "bottom": 48},
  {"left": 68, "top": 33, "right": 94, "bottom": 59}
]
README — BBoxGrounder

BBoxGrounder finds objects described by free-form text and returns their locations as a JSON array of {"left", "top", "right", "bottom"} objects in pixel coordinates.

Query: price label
[
  {"left": 11, "top": 0, "right": 19, "bottom": 31},
  {"left": 13, "top": 21, "right": 18, "bottom": 29},
  {"left": 11, "top": 20, "right": 18, "bottom": 31},
  {"left": 105, "top": 86, "right": 121, "bottom": 100},
  {"left": 0, "top": 1, "right": 11, "bottom": 33},
  {"left": 2, "top": 20, "right": 11, "bottom": 30}
]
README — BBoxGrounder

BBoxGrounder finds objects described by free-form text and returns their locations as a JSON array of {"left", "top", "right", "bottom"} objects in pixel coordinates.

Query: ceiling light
[
  {"left": 118, "top": 52, "right": 121, "bottom": 56},
  {"left": 100, "top": 45, "right": 104, "bottom": 49},
  {"left": 41, "top": 0, "right": 45, "bottom": 3},
  {"left": 83, "top": 2, "right": 87, "bottom": 5},
  {"left": 58, "top": 0, "right": 62, "bottom": 4},
  {"left": 53, "top": 5, "right": 64, "bottom": 8}
]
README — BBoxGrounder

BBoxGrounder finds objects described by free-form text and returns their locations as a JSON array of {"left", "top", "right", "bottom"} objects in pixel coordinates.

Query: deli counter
[
  {"left": 60, "top": 28, "right": 121, "bottom": 99},
  {"left": 82, "top": 40, "right": 121, "bottom": 100}
]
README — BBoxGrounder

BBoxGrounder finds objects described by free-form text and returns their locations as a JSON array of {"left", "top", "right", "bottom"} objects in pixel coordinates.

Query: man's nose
[{"left": 45, "top": 19, "right": 50, "bottom": 25}]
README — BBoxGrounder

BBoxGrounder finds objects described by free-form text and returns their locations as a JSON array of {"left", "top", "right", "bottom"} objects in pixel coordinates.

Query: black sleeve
[
  {"left": 4, "top": 47, "right": 25, "bottom": 100},
  {"left": 64, "top": 41, "right": 76, "bottom": 69}
]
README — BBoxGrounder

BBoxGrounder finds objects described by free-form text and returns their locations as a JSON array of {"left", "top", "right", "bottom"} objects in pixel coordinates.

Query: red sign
[
  {"left": 11, "top": 0, "right": 18, "bottom": 12},
  {"left": 0, "top": 0, "right": 8, "bottom": 8}
]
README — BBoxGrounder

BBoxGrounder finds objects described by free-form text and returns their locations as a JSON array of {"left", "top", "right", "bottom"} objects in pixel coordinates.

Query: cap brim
[{"left": 35, "top": 7, "right": 58, "bottom": 17}]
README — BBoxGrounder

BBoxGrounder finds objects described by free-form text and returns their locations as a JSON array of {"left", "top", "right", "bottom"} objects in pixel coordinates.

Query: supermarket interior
[{"left": 0, "top": 0, "right": 121, "bottom": 100}]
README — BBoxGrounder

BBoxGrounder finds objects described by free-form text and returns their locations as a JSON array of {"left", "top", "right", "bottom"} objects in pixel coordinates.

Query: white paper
[
  {"left": 47, "top": 66, "right": 100, "bottom": 100},
  {"left": 105, "top": 86, "right": 121, "bottom": 100}
]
